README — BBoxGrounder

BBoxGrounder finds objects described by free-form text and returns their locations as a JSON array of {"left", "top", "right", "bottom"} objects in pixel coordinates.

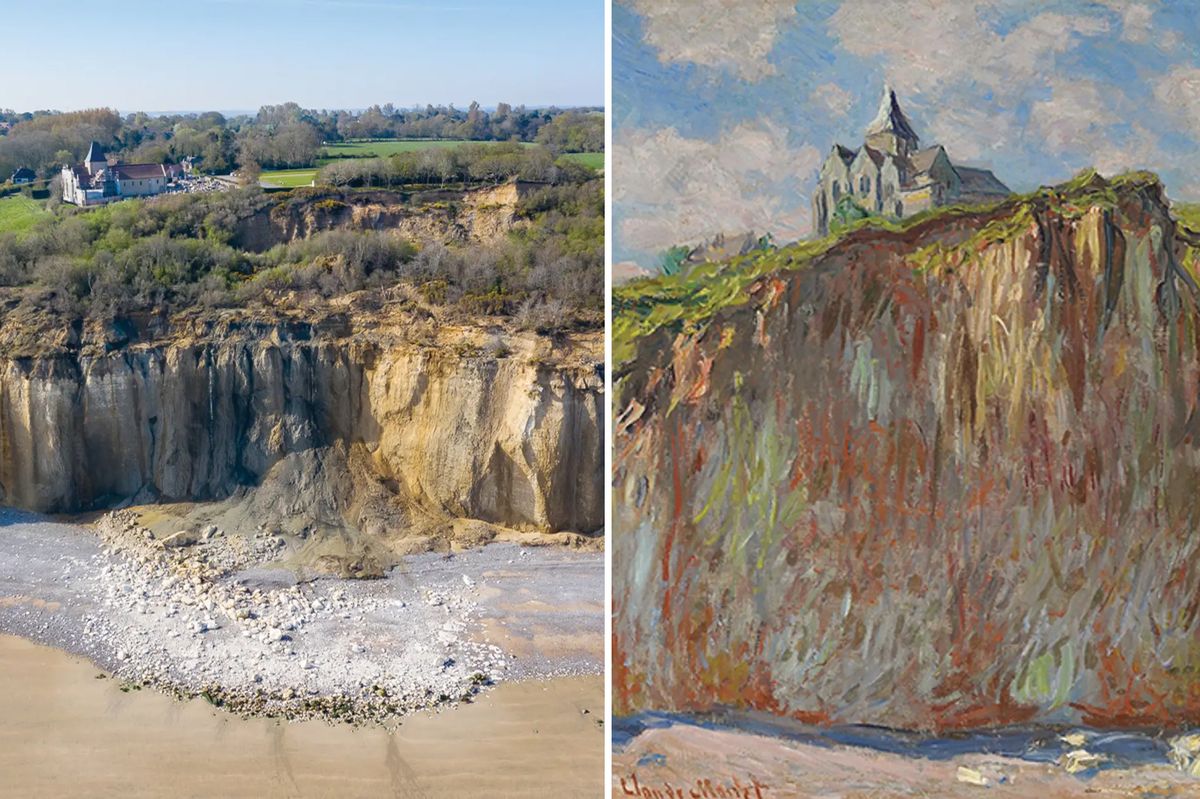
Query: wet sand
[{"left": 0, "top": 634, "right": 603, "bottom": 798}]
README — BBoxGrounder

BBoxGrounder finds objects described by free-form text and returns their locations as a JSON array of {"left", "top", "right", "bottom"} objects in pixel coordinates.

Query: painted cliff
[{"left": 614, "top": 172, "right": 1200, "bottom": 730}]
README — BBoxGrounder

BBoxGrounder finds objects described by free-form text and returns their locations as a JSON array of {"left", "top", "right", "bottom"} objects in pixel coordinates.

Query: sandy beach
[
  {"left": 0, "top": 634, "right": 603, "bottom": 798},
  {"left": 0, "top": 506, "right": 605, "bottom": 796}
]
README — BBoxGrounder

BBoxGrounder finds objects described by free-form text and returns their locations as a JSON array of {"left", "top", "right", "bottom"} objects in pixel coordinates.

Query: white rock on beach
[
  {"left": 1059, "top": 749, "right": 1104, "bottom": 774},
  {"left": 161, "top": 530, "right": 199, "bottom": 548},
  {"left": 1169, "top": 732, "right": 1200, "bottom": 776}
]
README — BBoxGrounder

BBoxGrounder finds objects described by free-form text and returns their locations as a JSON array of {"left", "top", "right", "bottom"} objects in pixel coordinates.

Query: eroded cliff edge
[
  {"left": 0, "top": 296, "right": 603, "bottom": 543},
  {"left": 614, "top": 172, "right": 1200, "bottom": 730}
]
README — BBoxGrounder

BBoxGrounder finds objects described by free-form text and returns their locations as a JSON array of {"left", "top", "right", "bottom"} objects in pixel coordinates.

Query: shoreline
[
  {"left": 613, "top": 710, "right": 1178, "bottom": 763},
  {"left": 613, "top": 716, "right": 1200, "bottom": 798},
  {"left": 0, "top": 507, "right": 603, "bottom": 726}
]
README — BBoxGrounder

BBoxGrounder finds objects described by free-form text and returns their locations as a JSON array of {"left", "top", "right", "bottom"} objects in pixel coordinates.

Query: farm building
[
  {"left": 62, "top": 141, "right": 179, "bottom": 206},
  {"left": 9, "top": 168, "right": 35, "bottom": 185}
]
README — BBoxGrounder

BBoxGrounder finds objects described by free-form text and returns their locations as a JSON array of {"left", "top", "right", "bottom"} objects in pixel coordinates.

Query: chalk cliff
[{"left": 0, "top": 301, "right": 603, "bottom": 538}]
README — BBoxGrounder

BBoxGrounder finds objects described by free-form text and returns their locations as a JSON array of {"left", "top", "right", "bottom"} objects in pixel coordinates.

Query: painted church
[
  {"left": 62, "top": 142, "right": 179, "bottom": 207},
  {"left": 812, "top": 87, "right": 1011, "bottom": 235}
]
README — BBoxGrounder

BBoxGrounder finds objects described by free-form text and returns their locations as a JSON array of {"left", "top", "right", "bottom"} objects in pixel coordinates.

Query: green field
[
  {"left": 263, "top": 139, "right": 603, "bottom": 187},
  {"left": 560, "top": 152, "right": 605, "bottom": 170},
  {"left": 0, "top": 195, "right": 49, "bottom": 234},
  {"left": 259, "top": 169, "right": 318, "bottom": 188},
  {"left": 322, "top": 139, "right": 604, "bottom": 170}
]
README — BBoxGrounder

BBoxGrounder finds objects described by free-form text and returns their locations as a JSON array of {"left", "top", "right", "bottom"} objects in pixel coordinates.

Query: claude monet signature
[{"left": 618, "top": 772, "right": 770, "bottom": 799}]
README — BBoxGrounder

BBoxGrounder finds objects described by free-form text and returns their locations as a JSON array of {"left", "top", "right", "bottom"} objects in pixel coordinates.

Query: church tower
[
  {"left": 84, "top": 141, "right": 108, "bottom": 176},
  {"left": 864, "top": 85, "right": 919, "bottom": 159}
]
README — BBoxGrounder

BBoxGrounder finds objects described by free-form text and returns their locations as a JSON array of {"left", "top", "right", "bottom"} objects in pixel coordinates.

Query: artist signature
[{"left": 618, "top": 772, "right": 770, "bottom": 798}]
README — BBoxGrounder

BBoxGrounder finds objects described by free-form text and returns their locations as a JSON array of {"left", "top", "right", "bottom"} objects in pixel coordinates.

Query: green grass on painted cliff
[
  {"left": 1174, "top": 201, "right": 1200, "bottom": 235},
  {"left": 613, "top": 170, "right": 1164, "bottom": 373},
  {"left": 613, "top": 204, "right": 1006, "bottom": 372}
]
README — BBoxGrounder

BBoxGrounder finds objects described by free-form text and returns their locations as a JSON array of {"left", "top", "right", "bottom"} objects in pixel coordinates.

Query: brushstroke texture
[{"left": 614, "top": 172, "right": 1200, "bottom": 731}]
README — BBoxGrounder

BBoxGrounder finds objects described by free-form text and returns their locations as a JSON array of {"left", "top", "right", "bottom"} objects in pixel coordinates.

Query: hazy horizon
[{"left": 4, "top": 104, "right": 605, "bottom": 117}]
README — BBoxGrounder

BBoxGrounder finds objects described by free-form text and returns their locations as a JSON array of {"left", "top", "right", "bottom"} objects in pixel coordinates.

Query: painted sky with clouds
[{"left": 614, "top": 0, "right": 1200, "bottom": 267}]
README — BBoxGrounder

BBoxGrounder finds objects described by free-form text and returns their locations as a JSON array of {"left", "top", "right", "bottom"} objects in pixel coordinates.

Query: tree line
[
  {"left": 317, "top": 143, "right": 595, "bottom": 188},
  {"left": 0, "top": 102, "right": 604, "bottom": 181}
]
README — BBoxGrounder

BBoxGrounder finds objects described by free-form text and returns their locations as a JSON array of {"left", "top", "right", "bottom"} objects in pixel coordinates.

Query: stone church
[
  {"left": 62, "top": 142, "right": 179, "bottom": 207},
  {"left": 812, "top": 87, "right": 1010, "bottom": 235}
]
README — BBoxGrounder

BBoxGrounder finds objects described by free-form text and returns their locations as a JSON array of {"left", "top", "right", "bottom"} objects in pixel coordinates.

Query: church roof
[
  {"left": 833, "top": 144, "right": 857, "bottom": 163},
  {"left": 113, "top": 163, "right": 168, "bottom": 180},
  {"left": 909, "top": 145, "right": 946, "bottom": 175},
  {"left": 68, "top": 161, "right": 169, "bottom": 183},
  {"left": 955, "top": 166, "right": 1011, "bottom": 196},
  {"left": 860, "top": 145, "right": 885, "bottom": 167},
  {"left": 85, "top": 141, "right": 107, "bottom": 163},
  {"left": 68, "top": 164, "right": 101, "bottom": 186},
  {"left": 866, "top": 85, "right": 919, "bottom": 144}
]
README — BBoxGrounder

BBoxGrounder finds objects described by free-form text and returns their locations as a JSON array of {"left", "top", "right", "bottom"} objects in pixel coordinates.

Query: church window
[
  {"left": 832, "top": 181, "right": 841, "bottom": 200},
  {"left": 859, "top": 176, "right": 869, "bottom": 194}
]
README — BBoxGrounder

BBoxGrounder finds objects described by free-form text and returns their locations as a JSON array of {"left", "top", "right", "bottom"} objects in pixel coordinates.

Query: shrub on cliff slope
[{"left": 0, "top": 179, "right": 603, "bottom": 329}]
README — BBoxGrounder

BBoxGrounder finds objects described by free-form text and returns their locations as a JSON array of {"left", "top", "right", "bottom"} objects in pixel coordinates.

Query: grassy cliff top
[{"left": 613, "top": 170, "right": 1166, "bottom": 373}]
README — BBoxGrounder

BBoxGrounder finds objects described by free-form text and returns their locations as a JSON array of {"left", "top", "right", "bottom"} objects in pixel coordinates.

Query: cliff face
[
  {"left": 614, "top": 174, "right": 1200, "bottom": 730},
  {"left": 0, "top": 306, "right": 603, "bottom": 536},
  {"left": 233, "top": 183, "right": 531, "bottom": 252}
]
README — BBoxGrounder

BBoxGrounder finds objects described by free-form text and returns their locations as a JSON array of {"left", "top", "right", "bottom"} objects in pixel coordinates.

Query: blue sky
[
  {"left": 0, "top": 0, "right": 603, "bottom": 112},
  {"left": 614, "top": 0, "right": 1200, "bottom": 267}
]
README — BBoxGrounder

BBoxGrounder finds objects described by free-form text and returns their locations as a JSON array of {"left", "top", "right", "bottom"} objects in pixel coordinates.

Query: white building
[{"left": 62, "top": 142, "right": 179, "bottom": 206}]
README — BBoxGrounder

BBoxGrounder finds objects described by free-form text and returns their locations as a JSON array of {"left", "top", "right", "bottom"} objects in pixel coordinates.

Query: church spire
[
  {"left": 865, "top": 85, "right": 919, "bottom": 157},
  {"left": 84, "top": 141, "right": 108, "bottom": 175}
]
